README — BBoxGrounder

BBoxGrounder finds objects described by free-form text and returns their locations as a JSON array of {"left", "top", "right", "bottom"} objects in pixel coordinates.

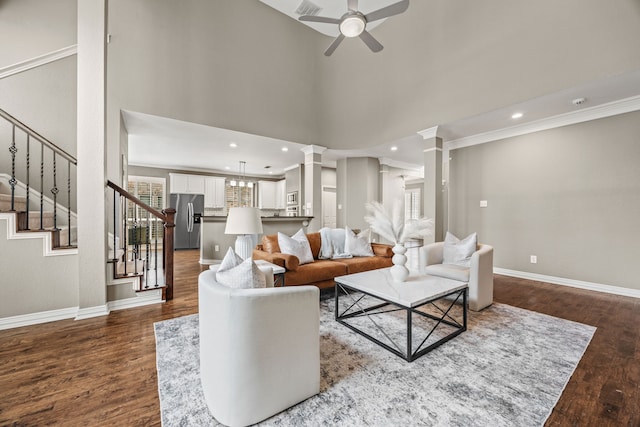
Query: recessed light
[
  {"left": 229, "top": 142, "right": 237, "bottom": 148},
  {"left": 511, "top": 112, "right": 523, "bottom": 119},
  {"left": 225, "top": 166, "right": 230, "bottom": 170},
  {"left": 281, "top": 147, "right": 289, "bottom": 152},
  {"left": 269, "top": 171, "right": 273, "bottom": 174},
  {"left": 390, "top": 146, "right": 398, "bottom": 151}
]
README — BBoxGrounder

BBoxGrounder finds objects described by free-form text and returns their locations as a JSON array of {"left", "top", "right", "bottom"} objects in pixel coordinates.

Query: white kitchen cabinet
[
  {"left": 258, "top": 180, "right": 277, "bottom": 209},
  {"left": 205, "top": 177, "right": 226, "bottom": 208},
  {"left": 169, "top": 173, "right": 205, "bottom": 194},
  {"left": 276, "top": 179, "right": 286, "bottom": 209}
]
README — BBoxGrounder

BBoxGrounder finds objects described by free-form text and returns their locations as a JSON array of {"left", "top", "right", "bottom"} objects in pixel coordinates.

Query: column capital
[
  {"left": 417, "top": 125, "right": 442, "bottom": 140},
  {"left": 300, "top": 144, "right": 327, "bottom": 156}
]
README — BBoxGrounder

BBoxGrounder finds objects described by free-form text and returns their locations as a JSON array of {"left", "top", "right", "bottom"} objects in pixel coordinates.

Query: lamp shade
[{"left": 225, "top": 207, "right": 263, "bottom": 235}]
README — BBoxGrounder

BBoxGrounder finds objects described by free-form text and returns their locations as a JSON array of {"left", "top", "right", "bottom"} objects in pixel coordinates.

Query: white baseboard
[
  {"left": 199, "top": 258, "right": 219, "bottom": 265},
  {"left": 108, "top": 290, "right": 164, "bottom": 311},
  {"left": 75, "top": 305, "right": 110, "bottom": 320},
  {"left": 494, "top": 267, "right": 640, "bottom": 299},
  {"left": 0, "top": 306, "right": 78, "bottom": 331}
]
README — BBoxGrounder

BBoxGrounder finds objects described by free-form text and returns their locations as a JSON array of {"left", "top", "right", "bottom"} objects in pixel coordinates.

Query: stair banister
[{"left": 107, "top": 180, "right": 175, "bottom": 300}]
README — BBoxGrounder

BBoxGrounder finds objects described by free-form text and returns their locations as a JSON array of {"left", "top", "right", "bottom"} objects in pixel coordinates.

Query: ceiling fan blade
[
  {"left": 324, "top": 34, "right": 346, "bottom": 56},
  {"left": 359, "top": 30, "right": 383, "bottom": 53},
  {"left": 299, "top": 15, "right": 341, "bottom": 24},
  {"left": 364, "top": 0, "right": 410, "bottom": 23},
  {"left": 347, "top": 0, "right": 358, "bottom": 12}
]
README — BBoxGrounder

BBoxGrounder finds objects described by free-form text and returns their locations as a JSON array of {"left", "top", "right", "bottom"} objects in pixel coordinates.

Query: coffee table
[{"left": 334, "top": 267, "right": 468, "bottom": 362}]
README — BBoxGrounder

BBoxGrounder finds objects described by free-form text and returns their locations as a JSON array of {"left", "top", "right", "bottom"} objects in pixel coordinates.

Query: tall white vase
[{"left": 390, "top": 243, "right": 409, "bottom": 282}]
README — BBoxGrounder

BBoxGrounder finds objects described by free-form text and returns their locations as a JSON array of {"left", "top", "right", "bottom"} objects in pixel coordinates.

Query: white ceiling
[{"left": 258, "top": 0, "right": 394, "bottom": 37}]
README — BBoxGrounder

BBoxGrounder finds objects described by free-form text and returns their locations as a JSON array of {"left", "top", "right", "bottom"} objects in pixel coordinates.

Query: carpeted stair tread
[{"left": 0, "top": 194, "right": 27, "bottom": 211}]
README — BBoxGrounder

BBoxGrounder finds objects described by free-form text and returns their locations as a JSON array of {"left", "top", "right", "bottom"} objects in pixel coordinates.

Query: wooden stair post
[{"left": 162, "top": 208, "right": 176, "bottom": 301}]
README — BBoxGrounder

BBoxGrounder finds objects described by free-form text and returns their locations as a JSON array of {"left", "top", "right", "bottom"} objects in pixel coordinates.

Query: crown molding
[
  {"left": 447, "top": 95, "right": 640, "bottom": 151},
  {"left": 0, "top": 45, "right": 77, "bottom": 80}
]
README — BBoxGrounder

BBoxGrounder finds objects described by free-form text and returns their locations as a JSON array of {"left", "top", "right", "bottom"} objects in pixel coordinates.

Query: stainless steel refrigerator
[{"left": 170, "top": 193, "right": 204, "bottom": 249}]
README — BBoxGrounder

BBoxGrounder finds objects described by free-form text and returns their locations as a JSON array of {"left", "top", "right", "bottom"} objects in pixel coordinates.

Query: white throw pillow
[
  {"left": 345, "top": 227, "right": 374, "bottom": 257},
  {"left": 219, "top": 247, "right": 243, "bottom": 270},
  {"left": 442, "top": 231, "right": 477, "bottom": 266},
  {"left": 216, "top": 255, "right": 267, "bottom": 289},
  {"left": 277, "top": 229, "right": 314, "bottom": 265}
]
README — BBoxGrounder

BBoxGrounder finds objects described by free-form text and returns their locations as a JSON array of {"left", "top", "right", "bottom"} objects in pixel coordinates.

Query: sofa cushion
[
  {"left": 424, "top": 264, "right": 470, "bottom": 282},
  {"left": 284, "top": 260, "right": 348, "bottom": 286},
  {"left": 278, "top": 229, "right": 314, "bottom": 265},
  {"left": 336, "top": 256, "right": 393, "bottom": 275},
  {"left": 443, "top": 231, "right": 477, "bottom": 267},
  {"left": 262, "top": 234, "right": 281, "bottom": 254},
  {"left": 345, "top": 228, "right": 374, "bottom": 257}
]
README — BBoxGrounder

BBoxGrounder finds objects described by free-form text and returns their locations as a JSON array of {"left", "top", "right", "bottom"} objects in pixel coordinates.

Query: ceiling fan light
[{"left": 340, "top": 15, "right": 366, "bottom": 37}]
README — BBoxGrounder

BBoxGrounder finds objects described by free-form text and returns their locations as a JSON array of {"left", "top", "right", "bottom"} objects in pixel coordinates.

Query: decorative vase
[{"left": 390, "top": 243, "right": 409, "bottom": 282}]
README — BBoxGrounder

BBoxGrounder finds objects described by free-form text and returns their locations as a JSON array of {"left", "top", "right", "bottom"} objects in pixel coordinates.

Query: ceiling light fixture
[
  {"left": 282, "top": 147, "right": 289, "bottom": 152},
  {"left": 390, "top": 146, "right": 398, "bottom": 151},
  {"left": 229, "top": 142, "right": 237, "bottom": 148},
  {"left": 340, "top": 14, "right": 366, "bottom": 37},
  {"left": 511, "top": 112, "right": 524, "bottom": 119}
]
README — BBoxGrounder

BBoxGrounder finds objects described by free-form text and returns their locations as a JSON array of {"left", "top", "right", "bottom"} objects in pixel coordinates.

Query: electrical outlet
[
  {"left": 480, "top": 200, "right": 488, "bottom": 208},
  {"left": 214, "top": 245, "right": 220, "bottom": 252},
  {"left": 530, "top": 255, "right": 537, "bottom": 264}
]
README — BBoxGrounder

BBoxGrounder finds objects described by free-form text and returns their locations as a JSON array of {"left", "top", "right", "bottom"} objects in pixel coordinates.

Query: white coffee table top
[{"left": 335, "top": 268, "right": 467, "bottom": 308}]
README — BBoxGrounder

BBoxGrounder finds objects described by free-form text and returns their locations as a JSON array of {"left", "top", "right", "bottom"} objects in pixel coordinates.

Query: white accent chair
[
  {"left": 419, "top": 242, "right": 494, "bottom": 311},
  {"left": 198, "top": 267, "right": 320, "bottom": 427}
]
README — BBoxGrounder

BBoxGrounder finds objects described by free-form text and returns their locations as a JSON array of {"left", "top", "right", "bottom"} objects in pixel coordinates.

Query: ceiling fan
[{"left": 299, "top": 0, "right": 409, "bottom": 56}]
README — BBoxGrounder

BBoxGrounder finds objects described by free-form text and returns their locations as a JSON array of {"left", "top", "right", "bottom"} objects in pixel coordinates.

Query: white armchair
[
  {"left": 419, "top": 242, "right": 494, "bottom": 311},
  {"left": 198, "top": 268, "right": 320, "bottom": 427}
]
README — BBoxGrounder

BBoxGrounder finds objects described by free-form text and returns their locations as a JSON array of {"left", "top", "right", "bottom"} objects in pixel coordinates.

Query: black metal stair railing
[
  {"left": 1, "top": 108, "right": 77, "bottom": 247},
  {"left": 107, "top": 180, "right": 175, "bottom": 300}
]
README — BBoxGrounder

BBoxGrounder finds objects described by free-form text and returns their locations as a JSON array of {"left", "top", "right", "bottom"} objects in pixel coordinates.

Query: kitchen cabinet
[
  {"left": 276, "top": 179, "right": 286, "bottom": 209},
  {"left": 169, "top": 173, "right": 205, "bottom": 194},
  {"left": 205, "top": 176, "right": 226, "bottom": 208},
  {"left": 258, "top": 179, "right": 285, "bottom": 209}
]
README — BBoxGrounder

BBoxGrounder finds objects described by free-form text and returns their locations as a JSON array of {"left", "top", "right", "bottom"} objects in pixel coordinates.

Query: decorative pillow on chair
[
  {"left": 277, "top": 229, "right": 314, "bottom": 265},
  {"left": 442, "top": 231, "right": 477, "bottom": 267},
  {"left": 345, "top": 227, "right": 374, "bottom": 257},
  {"left": 216, "top": 248, "right": 266, "bottom": 289}
]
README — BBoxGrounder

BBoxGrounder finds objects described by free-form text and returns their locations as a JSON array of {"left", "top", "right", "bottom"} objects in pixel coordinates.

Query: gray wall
[
  {"left": 0, "top": 219, "right": 79, "bottom": 317},
  {"left": 315, "top": 0, "right": 640, "bottom": 149},
  {"left": 449, "top": 110, "right": 640, "bottom": 290},
  {"left": 337, "top": 157, "right": 380, "bottom": 231}
]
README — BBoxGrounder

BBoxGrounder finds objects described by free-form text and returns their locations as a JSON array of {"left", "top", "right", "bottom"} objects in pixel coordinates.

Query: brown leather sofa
[{"left": 252, "top": 232, "right": 394, "bottom": 289}]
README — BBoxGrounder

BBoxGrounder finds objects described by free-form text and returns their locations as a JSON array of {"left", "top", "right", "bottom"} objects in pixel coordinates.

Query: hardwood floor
[{"left": 0, "top": 250, "right": 638, "bottom": 426}]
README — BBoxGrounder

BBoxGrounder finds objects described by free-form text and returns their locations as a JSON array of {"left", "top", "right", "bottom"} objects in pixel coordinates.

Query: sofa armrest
[
  {"left": 371, "top": 243, "right": 393, "bottom": 257},
  {"left": 419, "top": 242, "right": 444, "bottom": 271},
  {"left": 252, "top": 249, "right": 300, "bottom": 272}
]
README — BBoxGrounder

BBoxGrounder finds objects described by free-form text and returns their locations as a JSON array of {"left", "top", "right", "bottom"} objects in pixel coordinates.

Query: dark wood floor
[{"left": 0, "top": 250, "right": 638, "bottom": 426}]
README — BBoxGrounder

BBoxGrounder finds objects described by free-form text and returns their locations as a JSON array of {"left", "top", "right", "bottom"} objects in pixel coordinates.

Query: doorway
[{"left": 322, "top": 186, "right": 336, "bottom": 228}]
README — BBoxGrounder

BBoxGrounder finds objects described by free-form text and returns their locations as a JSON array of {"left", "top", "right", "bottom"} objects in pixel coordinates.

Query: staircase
[
  {"left": 0, "top": 188, "right": 77, "bottom": 249},
  {"left": 107, "top": 180, "right": 175, "bottom": 300},
  {"left": 1, "top": 107, "right": 174, "bottom": 307}
]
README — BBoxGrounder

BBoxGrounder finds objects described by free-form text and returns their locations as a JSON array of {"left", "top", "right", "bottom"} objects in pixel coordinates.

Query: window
[
  {"left": 127, "top": 176, "right": 166, "bottom": 241},
  {"left": 225, "top": 181, "right": 255, "bottom": 209},
  {"left": 404, "top": 188, "right": 421, "bottom": 222}
]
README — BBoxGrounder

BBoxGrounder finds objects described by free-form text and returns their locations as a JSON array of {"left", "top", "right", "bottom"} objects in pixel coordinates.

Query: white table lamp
[{"left": 225, "top": 207, "right": 263, "bottom": 259}]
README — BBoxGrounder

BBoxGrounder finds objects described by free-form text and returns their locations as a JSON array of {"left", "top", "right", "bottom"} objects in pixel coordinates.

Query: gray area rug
[{"left": 154, "top": 300, "right": 595, "bottom": 426}]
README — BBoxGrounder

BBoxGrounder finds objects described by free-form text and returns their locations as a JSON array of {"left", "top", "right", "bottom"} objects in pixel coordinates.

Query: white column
[
  {"left": 418, "top": 126, "right": 444, "bottom": 244},
  {"left": 76, "top": 0, "right": 109, "bottom": 319},
  {"left": 301, "top": 145, "right": 326, "bottom": 232}
]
